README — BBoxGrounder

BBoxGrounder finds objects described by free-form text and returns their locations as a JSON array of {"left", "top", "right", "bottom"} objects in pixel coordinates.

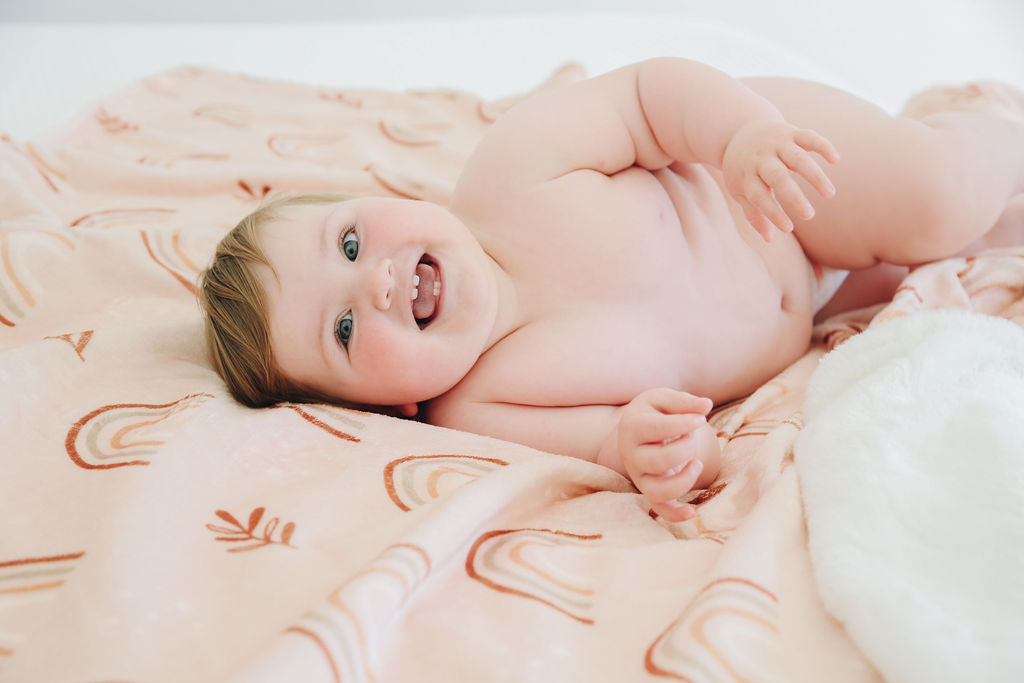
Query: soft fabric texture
[
  {"left": 796, "top": 309, "right": 1024, "bottom": 683},
  {"left": 2, "top": 64, "right": 1023, "bottom": 682}
]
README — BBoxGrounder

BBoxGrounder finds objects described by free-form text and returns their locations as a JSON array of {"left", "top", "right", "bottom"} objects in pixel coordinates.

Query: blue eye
[
  {"left": 336, "top": 312, "right": 353, "bottom": 348},
  {"left": 341, "top": 229, "right": 359, "bottom": 261}
]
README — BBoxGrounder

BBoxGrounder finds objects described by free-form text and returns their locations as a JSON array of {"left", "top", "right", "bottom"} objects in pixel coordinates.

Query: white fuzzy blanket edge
[{"left": 795, "top": 310, "right": 1024, "bottom": 683}]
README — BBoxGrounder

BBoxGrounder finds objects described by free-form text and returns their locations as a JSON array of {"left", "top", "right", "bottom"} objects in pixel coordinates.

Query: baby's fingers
[
  {"left": 630, "top": 425, "right": 705, "bottom": 475},
  {"left": 638, "top": 458, "right": 704, "bottom": 506},
  {"left": 794, "top": 128, "right": 840, "bottom": 165},
  {"left": 744, "top": 175, "right": 794, "bottom": 234},
  {"left": 640, "top": 388, "right": 713, "bottom": 416},
  {"left": 761, "top": 161, "right": 815, "bottom": 223},
  {"left": 780, "top": 145, "right": 836, "bottom": 202},
  {"left": 651, "top": 499, "right": 697, "bottom": 523},
  {"left": 633, "top": 412, "right": 708, "bottom": 450},
  {"left": 739, "top": 198, "right": 775, "bottom": 242}
]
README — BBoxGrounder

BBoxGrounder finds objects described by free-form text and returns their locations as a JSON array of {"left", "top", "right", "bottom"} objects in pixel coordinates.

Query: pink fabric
[{"left": 3, "top": 65, "right": 1018, "bottom": 682}]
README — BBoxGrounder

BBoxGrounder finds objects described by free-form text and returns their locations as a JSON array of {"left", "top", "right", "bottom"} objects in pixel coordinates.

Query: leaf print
[
  {"left": 248, "top": 507, "right": 264, "bottom": 533},
  {"left": 206, "top": 506, "right": 297, "bottom": 553},
  {"left": 236, "top": 180, "right": 272, "bottom": 200},
  {"left": 216, "top": 509, "right": 242, "bottom": 528}
]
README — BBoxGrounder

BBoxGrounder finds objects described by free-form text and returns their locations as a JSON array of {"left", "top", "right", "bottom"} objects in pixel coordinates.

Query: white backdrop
[{"left": 1, "top": 0, "right": 1022, "bottom": 141}]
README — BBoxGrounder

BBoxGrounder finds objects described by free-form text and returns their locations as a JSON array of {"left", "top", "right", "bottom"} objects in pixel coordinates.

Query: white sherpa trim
[{"left": 795, "top": 310, "right": 1024, "bottom": 683}]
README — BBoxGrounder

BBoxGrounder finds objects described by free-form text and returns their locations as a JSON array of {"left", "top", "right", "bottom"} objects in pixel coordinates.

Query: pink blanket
[{"left": 2, "top": 65, "right": 1020, "bottom": 682}]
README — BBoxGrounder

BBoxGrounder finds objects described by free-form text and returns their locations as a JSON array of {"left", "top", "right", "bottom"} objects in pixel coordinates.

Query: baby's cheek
[
  {"left": 364, "top": 330, "right": 436, "bottom": 389},
  {"left": 361, "top": 336, "right": 408, "bottom": 377}
]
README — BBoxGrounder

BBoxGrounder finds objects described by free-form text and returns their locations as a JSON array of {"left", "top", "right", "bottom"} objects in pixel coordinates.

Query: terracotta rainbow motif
[
  {"left": 64, "top": 393, "right": 212, "bottom": 469},
  {"left": 384, "top": 454, "right": 508, "bottom": 510},
  {"left": 267, "top": 133, "right": 350, "bottom": 164},
  {"left": 0, "top": 230, "right": 74, "bottom": 328},
  {"left": 466, "top": 528, "right": 602, "bottom": 624},
  {"left": 69, "top": 207, "right": 176, "bottom": 230},
  {"left": 139, "top": 228, "right": 201, "bottom": 294},
  {"left": 645, "top": 577, "right": 780, "bottom": 680},
  {"left": 288, "top": 543, "right": 431, "bottom": 683},
  {"left": 0, "top": 551, "right": 85, "bottom": 659},
  {"left": 1, "top": 134, "right": 67, "bottom": 192},
  {"left": 269, "top": 403, "right": 364, "bottom": 442}
]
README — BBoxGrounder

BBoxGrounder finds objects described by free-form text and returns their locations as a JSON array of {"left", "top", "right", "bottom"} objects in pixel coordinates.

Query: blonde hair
[{"left": 198, "top": 193, "right": 353, "bottom": 408}]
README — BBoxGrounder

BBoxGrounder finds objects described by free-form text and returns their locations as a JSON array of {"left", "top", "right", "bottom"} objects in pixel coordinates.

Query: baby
[{"left": 200, "top": 58, "right": 1024, "bottom": 521}]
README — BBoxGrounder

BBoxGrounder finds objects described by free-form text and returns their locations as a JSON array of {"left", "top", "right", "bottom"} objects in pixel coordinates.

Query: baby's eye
[
  {"left": 336, "top": 312, "right": 354, "bottom": 348},
  {"left": 341, "top": 229, "right": 359, "bottom": 261}
]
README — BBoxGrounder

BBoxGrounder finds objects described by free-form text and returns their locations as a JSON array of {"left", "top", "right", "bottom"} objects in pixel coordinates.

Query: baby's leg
[
  {"left": 902, "top": 82, "right": 1024, "bottom": 256},
  {"left": 901, "top": 81, "right": 1024, "bottom": 121},
  {"left": 743, "top": 78, "right": 1024, "bottom": 269}
]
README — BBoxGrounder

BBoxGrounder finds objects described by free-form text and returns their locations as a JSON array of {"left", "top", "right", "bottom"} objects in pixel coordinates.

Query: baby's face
[{"left": 256, "top": 198, "right": 499, "bottom": 408}]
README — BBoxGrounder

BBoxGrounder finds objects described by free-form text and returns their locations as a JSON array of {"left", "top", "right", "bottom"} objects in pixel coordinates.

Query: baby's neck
[{"left": 479, "top": 250, "right": 522, "bottom": 354}]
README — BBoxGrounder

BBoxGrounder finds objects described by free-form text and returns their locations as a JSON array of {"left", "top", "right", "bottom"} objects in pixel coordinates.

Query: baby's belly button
[{"left": 780, "top": 275, "right": 814, "bottom": 316}]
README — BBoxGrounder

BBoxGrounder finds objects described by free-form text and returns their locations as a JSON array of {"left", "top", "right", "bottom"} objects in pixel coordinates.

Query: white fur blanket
[{"left": 796, "top": 261, "right": 1024, "bottom": 683}]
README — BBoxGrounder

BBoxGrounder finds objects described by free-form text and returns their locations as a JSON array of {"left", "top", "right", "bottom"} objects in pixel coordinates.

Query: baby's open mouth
[{"left": 412, "top": 255, "right": 441, "bottom": 328}]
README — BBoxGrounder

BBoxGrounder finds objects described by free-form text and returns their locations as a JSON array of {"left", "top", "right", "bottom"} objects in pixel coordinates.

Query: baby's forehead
[
  {"left": 253, "top": 201, "right": 343, "bottom": 285},
  {"left": 251, "top": 205, "right": 324, "bottom": 262},
  {"left": 264, "top": 201, "right": 335, "bottom": 230}
]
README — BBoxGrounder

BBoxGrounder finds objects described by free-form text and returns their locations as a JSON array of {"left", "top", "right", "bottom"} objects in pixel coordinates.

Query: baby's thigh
[{"left": 743, "top": 77, "right": 962, "bottom": 268}]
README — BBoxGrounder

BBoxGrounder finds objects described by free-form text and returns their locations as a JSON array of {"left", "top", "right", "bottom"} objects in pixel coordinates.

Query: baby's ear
[{"left": 395, "top": 403, "right": 419, "bottom": 418}]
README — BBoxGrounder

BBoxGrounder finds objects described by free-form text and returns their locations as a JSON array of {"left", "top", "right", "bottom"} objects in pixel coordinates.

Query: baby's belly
[
  {"left": 703, "top": 166, "right": 817, "bottom": 314},
  {"left": 682, "top": 279, "right": 815, "bottom": 402},
  {"left": 657, "top": 166, "right": 818, "bottom": 400}
]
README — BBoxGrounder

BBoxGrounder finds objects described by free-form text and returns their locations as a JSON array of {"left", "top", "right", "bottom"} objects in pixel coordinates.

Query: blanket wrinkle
[{"left": 5, "top": 64, "right": 1015, "bottom": 682}]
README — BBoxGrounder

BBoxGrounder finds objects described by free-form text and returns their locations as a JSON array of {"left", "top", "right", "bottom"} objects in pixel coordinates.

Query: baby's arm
[
  {"left": 429, "top": 389, "right": 720, "bottom": 522},
  {"left": 457, "top": 57, "right": 838, "bottom": 239},
  {"left": 634, "top": 58, "right": 840, "bottom": 238}
]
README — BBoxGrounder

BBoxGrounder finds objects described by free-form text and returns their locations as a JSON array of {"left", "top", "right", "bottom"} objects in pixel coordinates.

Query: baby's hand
[
  {"left": 617, "top": 388, "right": 721, "bottom": 522},
  {"left": 722, "top": 121, "right": 840, "bottom": 241}
]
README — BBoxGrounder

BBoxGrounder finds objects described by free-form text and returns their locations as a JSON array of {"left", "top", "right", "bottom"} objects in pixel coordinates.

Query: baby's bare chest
[
  {"left": 467, "top": 167, "right": 814, "bottom": 405},
  {"left": 498, "top": 169, "right": 702, "bottom": 301}
]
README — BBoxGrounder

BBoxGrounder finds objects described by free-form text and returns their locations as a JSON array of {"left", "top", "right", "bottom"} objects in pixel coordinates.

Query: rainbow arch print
[
  {"left": 287, "top": 543, "right": 431, "bottom": 683},
  {"left": 0, "top": 230, "right": 74, "bottom": 328},
  {"left": 377, "top": 118, "right": 448, "bottom": 147},
  {"left": 266, "top": 133, "right": 349, "bottom": 164},
  {"left": 192, "top": 104, "right": 252, "bottom": 129},
  {"left": 268, "top": 403, "right": 364, "bottom": 442},
  {"left": 0, "top": 551, "right": 85, "bottom": 659},
  {"left": 1, "top": 135, "right": 67, "bottom": 193},
  {"left": 64, "top": 393, "right": 212, "bottom": 470},
  {"left": 69, "top": 207, "right": 176, "bottom": 230},
  {"left": 645, "top": 577, "right": 781, "bottom": 680},
  {"left": 383, "top": 454, "right": 508, "bottom": 511},
  {"left": 465, "top": 528, "right": 603, "bottom": 624},
  {"left": 139, "top": 228, "right": 202, "bottom": 295}
]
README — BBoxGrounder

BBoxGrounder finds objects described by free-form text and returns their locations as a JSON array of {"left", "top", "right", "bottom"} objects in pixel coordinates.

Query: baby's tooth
[
  {"left": 433, "top": 280, "right": 441, "bottom": 296},
  {"left": 411, "top": 286, "right": 418, "bottom": 300},
  {"left": 413, "top": 274, "right": 420, "bottom": 287}
]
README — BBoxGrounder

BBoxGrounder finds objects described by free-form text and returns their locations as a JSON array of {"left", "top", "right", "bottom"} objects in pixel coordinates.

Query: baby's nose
[{"left": 371, "top": 258, "right": 394, "bottom": 311}]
